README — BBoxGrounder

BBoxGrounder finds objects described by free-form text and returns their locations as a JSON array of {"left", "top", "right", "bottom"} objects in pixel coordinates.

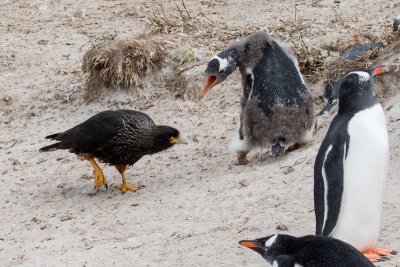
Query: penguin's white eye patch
[
  {"left": 349, "top": 71, "right": 370, "bottom": 82},
  {"left": 265, "top": 234, "right": 278, "bottom": 247},
  {"left": 212, "top": 55, "right": 228, "bottom": 72}
]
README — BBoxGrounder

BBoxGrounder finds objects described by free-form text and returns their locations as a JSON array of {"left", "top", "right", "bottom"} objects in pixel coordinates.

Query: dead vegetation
[
  {"left": 144, "top": 1, "right": 259, "bottom": 100},
  {"left": 165, "top": 47, "right": 202, "bottom": 100},
  {"left": 81, "top": 1, "right": 400, "bottom": 102},
  {"left": 316, "top": 29, "right": 400, "bottom": 87},
  {"left": 271, "top": 18, "right": 327, "bottom": 82},
  {"left": 82, "top": 38, "right": 165, "bottom": 98}
]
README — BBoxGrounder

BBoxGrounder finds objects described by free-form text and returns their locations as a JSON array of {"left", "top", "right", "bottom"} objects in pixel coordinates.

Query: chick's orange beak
[
  {"left": 372, "top": 66, "right": 383, "bottom": 77},
  {"left": 239, "top": 240, "right": 258, "bottom": 248},
  {"left": 201, "top": 75, "right": 220, "bottom": 97}
]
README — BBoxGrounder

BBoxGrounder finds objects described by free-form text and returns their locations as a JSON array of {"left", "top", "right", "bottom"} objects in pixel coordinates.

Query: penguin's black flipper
[
  {"left": 314, "top": 128, "right": 349, "bottom": 236},
  {"left": 274, "top": 255, "right": 295, "bottom": 267}
]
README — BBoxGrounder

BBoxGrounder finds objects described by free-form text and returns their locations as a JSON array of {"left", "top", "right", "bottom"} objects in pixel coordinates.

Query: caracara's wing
[{"left": 40, "top": 110, "right": 154, "bottom": 154}]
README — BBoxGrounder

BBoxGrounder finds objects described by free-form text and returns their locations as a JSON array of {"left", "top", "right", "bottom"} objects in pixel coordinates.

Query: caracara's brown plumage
[{"left": 40, "top": 110, "right": 187, "bottom": 192}]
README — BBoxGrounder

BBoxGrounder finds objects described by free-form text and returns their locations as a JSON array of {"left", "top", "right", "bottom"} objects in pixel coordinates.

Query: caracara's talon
[
  {"left": 391, "top": 250, "right": 398, "bottom": 255},
  {"left": 116, "top": 183, "right": 143, "bottom": 193}
]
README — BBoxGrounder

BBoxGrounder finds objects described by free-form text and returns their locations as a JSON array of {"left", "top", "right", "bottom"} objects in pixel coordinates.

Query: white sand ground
[{"left": 0, "top": 0, "right": 399, "bottom": 266}]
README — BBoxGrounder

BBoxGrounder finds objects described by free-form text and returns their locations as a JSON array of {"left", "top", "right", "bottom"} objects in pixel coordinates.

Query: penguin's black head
[
  {"left": 339, "top": 66, "right": 382, "bottom": 99},
  {"left": 201, "top": 48, "right": 238, "bottom": 97},
  {"left": 239, "top": 234, "right": 293, "bottom": 264},
  {"left": 317, "top": 80, "right": 340, "bottom": 116}
]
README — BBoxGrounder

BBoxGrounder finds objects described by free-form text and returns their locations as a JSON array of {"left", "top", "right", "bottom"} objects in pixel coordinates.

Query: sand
[{"left": 1, "top": 0, "right": 399, "bottom": 266}]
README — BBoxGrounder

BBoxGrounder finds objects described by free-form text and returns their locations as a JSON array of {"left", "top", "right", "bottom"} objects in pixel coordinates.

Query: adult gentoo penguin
[
  {"left": 239, "top": 234, "right": 375, "bottom": 267},
  {"left": 201, "top": 31, "right": 315, "bottom": 164},
  {"left": 314, "top": 67, "right": 393, "bottom": 261},
  {"left": 40, "top": 110, "right": 187, "bottom": 192}
]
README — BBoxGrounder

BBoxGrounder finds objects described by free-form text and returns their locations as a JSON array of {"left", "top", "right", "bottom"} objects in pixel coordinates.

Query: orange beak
[
  {"left": 372, "top": 66, "right": 383, "bottom": 77},
  {"left": 201, "top": 76, "right": 220, "bottom": 97},
  {"left": 239, "top": 240, "right": 258, "bottom": 248}
]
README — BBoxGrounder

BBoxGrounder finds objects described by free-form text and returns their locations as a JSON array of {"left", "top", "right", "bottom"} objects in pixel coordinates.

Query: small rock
[
  {"left": 169, "top": 155, "right": 179, "bottom": 160},
  {"left": 31, "top": 217, "right": 42, "bottom": 224},
  {"left": 61, "top": 214, "right": 74, "bottom": 221},
  {"left": 12, "top": 159, "right": 21, "bottom": 165},
  {"left": 40, "top": 237, "right": 54, "bottom": 242},
  {"left": 283, "top": 166, "right": 294, "bottom": 175},
  {"left": 2, "top": 96, "right": 12, "bottom": 104},
  {"left": 37, "top": 39, "right": 49, "bottom": 45},
  {"left": 232, "top": 116, "right": 239, "bottom": 125},
  {"left": 276, "top": 224, "right": 289, "bottom": 231},
  {"left": 40, "top": 224, "right": 51, "bottom": 230},
  {"left": 239, "top": 179, "right": 249, "bottom": 187}
]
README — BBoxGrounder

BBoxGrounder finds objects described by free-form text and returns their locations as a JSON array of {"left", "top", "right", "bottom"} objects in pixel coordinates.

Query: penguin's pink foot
[
  {"left": 363, "top": 247, "right": 394, "bottom": 262},
  {"left": 235, "top": 151, "right": 249, "bottom": 165}
]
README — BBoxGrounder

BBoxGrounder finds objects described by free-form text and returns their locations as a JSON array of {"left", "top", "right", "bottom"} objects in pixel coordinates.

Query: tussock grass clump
[
  {"left": 82, "top": 39, "right": 164, "bottom": 94},
  {"left": 166, "top": 47, "right": 201, "bottom": 101}
]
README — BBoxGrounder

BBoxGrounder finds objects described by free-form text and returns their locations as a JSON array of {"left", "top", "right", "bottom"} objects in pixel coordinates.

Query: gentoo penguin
[
  {"left": 314, "top": 66, "right": 393, "bottom": 261},
  {"left": 318, "top": 42, "right": 385, "bottom": 116},
  {"left": 201, "top": 31, "right": 315, "bottom": 164},
  {"left": 239, "top": 234, "right": 375, "bottom": 267}
]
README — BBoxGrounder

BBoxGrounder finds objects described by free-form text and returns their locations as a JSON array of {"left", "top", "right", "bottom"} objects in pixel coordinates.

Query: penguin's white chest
[{"left": 331, "top": 103, "right": 389, "bottom": 250}]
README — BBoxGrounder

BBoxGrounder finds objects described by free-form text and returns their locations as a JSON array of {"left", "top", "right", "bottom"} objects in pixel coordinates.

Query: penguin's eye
[{"left": 219, "top": 69, "right": 224, "bottom": 74}]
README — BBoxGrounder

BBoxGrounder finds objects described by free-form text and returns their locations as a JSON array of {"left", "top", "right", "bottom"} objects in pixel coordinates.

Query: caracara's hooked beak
[
  {"left": 176, "top": 136, "right": 188, "bottom": 144},
  {"left": 201, "top": 75, "right": 220, "bottom": 97},
  {"left": 170, "top": 134, "right": 188, "bottom": 145},
  {"left": 372, "top": 66, "right": 383, "bottom": 77}
]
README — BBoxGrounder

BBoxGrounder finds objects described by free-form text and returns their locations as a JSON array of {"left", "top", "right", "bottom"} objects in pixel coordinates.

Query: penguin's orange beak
[
  {"left": 239, "top": 240, "right": 258, "bottom": 248},
  {"left": 201, "top": 75, "right": 220, "bottom": 97},
  {"left": 372, "top": 66, "right": 383, "bottom": 77}
]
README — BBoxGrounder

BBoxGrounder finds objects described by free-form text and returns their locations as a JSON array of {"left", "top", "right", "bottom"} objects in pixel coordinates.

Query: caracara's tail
[
  {"left": 45, "top": 133, "right": 60, "bottom": 140},
  {"left": 40, "top": 133, "right": 62, "bottom": 152},
  {"left": 39, "top": 142, "right": 61, "bottom": 152}
]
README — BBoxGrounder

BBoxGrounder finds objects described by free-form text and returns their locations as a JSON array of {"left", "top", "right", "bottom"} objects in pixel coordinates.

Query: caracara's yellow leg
[
  {"left": 81, "top": 153, "right": 108, "bottom": 190},
  {"left": 115, "top": 165, "right": 143, "bottom": 193}
]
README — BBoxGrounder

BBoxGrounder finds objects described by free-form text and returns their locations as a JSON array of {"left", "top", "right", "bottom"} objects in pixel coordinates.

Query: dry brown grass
[
  {"left": 271, "top": 18, "right": 327, "bottom": 83},
  {"left": 316, "top": 30, "right": 400, "bottom": 85},
  {"left": 82, "top": 38, "right": 165, "bottom": 97},
  {"left": 146, "top": 1, "right": 258, "bottom": 49},
  {"left": 143, "top": 1, "right": 399, "bottom": 100}
]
